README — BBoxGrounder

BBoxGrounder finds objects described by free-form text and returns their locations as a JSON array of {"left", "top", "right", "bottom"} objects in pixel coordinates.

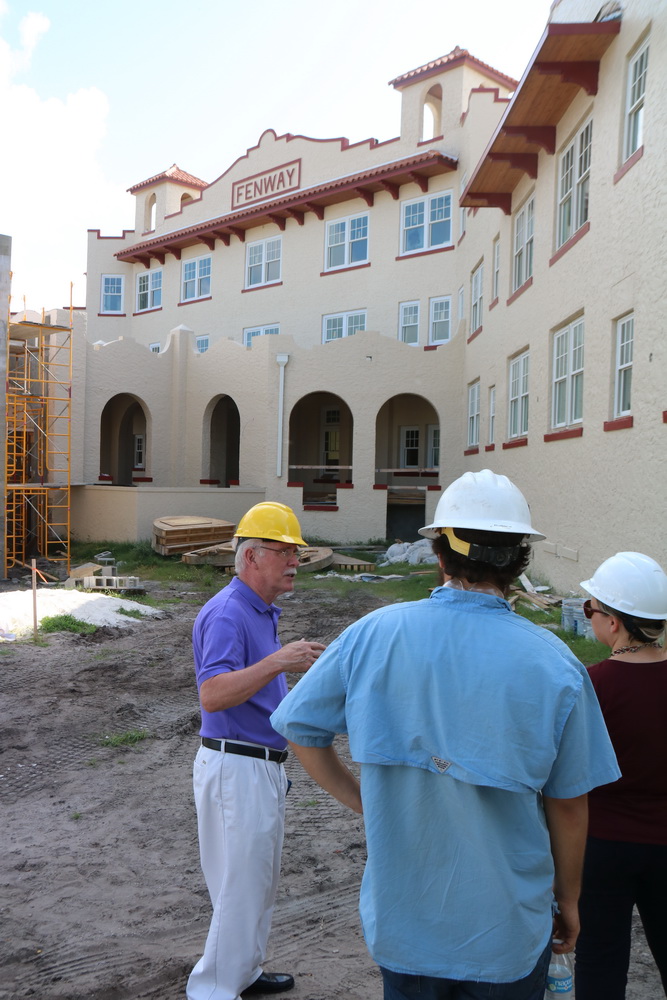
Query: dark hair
[
  {"left": 596, "top": 600, "right": 666, "bottom": 644},
  {"left": 431, "top": 527, "right": 531, "bottom": 594}
]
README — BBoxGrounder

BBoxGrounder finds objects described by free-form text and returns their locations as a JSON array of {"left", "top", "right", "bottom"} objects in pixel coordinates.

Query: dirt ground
[{"left": 0, "top": 578, "right": 663, "bottom": 1000}]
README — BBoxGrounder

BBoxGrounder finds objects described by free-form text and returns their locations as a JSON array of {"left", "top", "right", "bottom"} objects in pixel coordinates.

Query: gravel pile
[{"left": 0, "top": 588, "right": 163, "bottom": 637}]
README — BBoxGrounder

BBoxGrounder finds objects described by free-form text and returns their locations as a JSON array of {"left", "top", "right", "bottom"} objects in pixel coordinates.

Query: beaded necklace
[{"left": 610, "top": 642, "right": 661, "bottom": 656}]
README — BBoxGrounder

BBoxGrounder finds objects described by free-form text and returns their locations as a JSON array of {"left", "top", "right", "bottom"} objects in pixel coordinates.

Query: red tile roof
[
  {"left": 389, "top": 47, "right": 518, "bottom": 91},
  {"left": 128, "top": 164, "right": 208, "bottom": 194}
]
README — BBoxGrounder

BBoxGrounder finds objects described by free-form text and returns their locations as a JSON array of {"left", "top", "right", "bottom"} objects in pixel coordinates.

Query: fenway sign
[{"left": 231, "top": 160, "right": 301, "bottom": 210}]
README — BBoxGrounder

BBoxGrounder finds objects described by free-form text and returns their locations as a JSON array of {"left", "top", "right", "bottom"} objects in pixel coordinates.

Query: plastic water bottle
[{"left": 545, "top": 950, "right": 574, "bottom": 997}]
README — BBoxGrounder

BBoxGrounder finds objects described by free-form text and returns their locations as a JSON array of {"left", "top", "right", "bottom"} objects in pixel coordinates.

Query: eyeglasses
[
  {"left": 583, "top": 599, "right": 609, "bottom": 620},
  {"left": 258, "top": 545, "right": 300, "bottom": 560}
]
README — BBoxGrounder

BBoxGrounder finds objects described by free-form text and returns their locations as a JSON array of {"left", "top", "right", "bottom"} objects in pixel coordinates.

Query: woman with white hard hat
[{"left": 574, "top": 552, "right": 667, "bottom": 1000}]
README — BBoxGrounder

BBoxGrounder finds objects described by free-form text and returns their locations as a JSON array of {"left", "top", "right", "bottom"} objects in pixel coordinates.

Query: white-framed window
[
  {"left": 508, "top": 351, "right": 530, "bottom": 439},
  {"left": 136, "top": 269, "right": 162, "bottom": 312},
  {"left": 513, "top": 197, "right": 534, "bottom": 292},
  {"left": 325, "top": 213, "right": 369, "bottom": 270},
  {"left": 322, "top": 310, "right": 366, "bottom": 343},
  {"left": 400, "top": 426, "right": 420, "bottom": 468},
  {"left": 552, "top": 319, "right": 584, "bottom": 428},
  {"left": 459, "top": 173, "right": 468, "bottom": 238},
  {"left": 429, "top": 296, "right": 451, "bottom": 344},
  {"left": 246, "top": 236, "right": 282, "bottom": 287},
  {"left": 427, "top": 424, "right": 440, "bottom": 468},
  {"left": 399, "top": 301, "right": 420, "bottom": 345},
  {"left": 149, "top": 342, "right": 160, "bottom": 354},
  {"left": 458, "top": 286, "right": 465, "bottom": 320},
  {"left": 492, "top": 239, "right": 500, "bottom": 301},
  {"left": 100, "top": 275, "right": 124, "bottom": 314},
  {"left": 182, "top": 254, "right": 211, "bottom": 301},
  {"left": 196, "top": 336, "right": 209, "bottom": 354},
  {"left": 488, "top": 386, "right": 496, "bottom": 445},
  {"left": 614, "top": 314, "right": 634, "bottom": 417},
  {"left": 471, "top": 262, "right": 484, "bottom": 332},
  {"left": 557, "top": 119, "right": 592, "bottom": 248},
  {"left": 624, "top": 40, "right": 649, "bottom": 161},
  {"left": 244, "top": 324, "right": 280, "bottom": 347},
  {"left": 401, "top": 191, "right": 452, "bottom": 254},
  {"left": 133, "top": 434, "right": 145, "bottom": 469},
  {"left": 467, "top": 381, "right": 480, "bottom": 448}
]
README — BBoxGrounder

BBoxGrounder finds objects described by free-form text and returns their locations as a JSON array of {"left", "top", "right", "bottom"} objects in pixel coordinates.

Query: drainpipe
[{"left": 276, "top": 354, "right": 289, "bottom": 478}]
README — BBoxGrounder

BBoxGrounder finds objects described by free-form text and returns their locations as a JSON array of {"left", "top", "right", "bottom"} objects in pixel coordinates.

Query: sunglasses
[{"left": 583, "top": 599, "right": 609, "bottom": 620}]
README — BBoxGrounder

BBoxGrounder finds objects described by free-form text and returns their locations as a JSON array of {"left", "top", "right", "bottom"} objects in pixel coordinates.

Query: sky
[{"left": 0, "top": 0, "right": 554, "bottom": 312}]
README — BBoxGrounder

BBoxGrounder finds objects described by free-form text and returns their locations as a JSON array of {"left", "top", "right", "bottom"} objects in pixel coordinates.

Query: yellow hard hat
[{"left": 234, "top": 501, "right": 306, "bottom": 546}]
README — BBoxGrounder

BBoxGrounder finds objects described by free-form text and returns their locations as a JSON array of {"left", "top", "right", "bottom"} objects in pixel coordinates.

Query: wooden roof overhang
[
  {"left": 461, "top": 20, "right": 620, "bottom": 214},
  {"left": 115, "top": 150, "right": 457, "bottom": 266}
]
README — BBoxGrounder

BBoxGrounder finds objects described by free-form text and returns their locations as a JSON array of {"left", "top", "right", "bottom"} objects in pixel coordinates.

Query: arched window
[
  {"left": 145, "top": 193, "right": 156, "bottom": 232},
  {"left": 422, "top": 84, "right": 442, "bottom": 141}
]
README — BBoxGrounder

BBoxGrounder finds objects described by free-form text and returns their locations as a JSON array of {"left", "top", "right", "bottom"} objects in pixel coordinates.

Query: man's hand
[
  {"left": 270, "top": 640, "right": 326, "bottom": 674},
  {"left": 552, "top": 900, "right": 580, "bottom": 954}
]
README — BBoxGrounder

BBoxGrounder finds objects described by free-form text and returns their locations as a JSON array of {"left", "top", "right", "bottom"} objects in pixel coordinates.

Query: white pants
[{"left": 187, "top": 745, "right": 287, "bottom": 1000}]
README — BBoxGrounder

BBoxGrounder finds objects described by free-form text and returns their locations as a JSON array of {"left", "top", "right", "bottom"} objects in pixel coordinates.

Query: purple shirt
[{"left": 193, "top": 576, "right": 288, "bottom": 750}]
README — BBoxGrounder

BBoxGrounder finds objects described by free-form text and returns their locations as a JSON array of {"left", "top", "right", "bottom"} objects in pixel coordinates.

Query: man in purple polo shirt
[{"left": 187, "top": 502, "right": 325, "bottom": 1000}]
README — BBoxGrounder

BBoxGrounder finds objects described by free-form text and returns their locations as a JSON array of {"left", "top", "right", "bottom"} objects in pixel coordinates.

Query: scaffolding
[{"left": 4, "top": 315, "right": 72, "bottom": 576}]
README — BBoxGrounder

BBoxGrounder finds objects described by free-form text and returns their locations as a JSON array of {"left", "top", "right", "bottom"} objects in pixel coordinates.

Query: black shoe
[{"left": 243, "top": 972, "right": 295, "bottom": 995}]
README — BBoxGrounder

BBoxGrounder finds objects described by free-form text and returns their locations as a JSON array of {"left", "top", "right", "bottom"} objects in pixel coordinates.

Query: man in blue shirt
[
  {"left": 271, "top": 471, "right": 620, "bottom": 1000},
  {"left": 187, "top": 502, "right": 325, "bottom": 1000}
]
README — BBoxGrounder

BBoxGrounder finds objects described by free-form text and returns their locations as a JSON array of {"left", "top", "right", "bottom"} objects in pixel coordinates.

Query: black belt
[{"left": 201, "top": 737, "right": 288, "bottom": 764}]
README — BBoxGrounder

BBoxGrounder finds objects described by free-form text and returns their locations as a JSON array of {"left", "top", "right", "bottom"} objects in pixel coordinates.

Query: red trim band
[
  {"left": 603, "top": 416, "right": 633, "bottom": 432},
  {"left": 544, "top": 427, "right": 583, "bottom": 443},
  {"left": 502, "top": 437, "right": 528, "bottom": 449}
]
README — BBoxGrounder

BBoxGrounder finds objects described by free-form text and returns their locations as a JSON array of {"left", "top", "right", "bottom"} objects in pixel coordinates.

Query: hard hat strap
[{"left": 442, "top": 527, "right": 522, "bottom": 568}]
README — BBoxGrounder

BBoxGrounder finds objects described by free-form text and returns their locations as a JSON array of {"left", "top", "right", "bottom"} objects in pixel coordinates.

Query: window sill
[
  {"left": 178, "top": 296, "right": 212, "bottom": 306},
  {"left": 663, "top": 411, "right": 667, "bottom": 424},
  {"left": 457, "top": 232, "right": 466, "bottom": 247},
  {"left": 489, "top": 297, "right": 499, "bottom": 311},
  {"left": 506, "top": 277, "right": 533, "bottom": 307},
  {"left": 603, "top": 416, "right": 633, "bottom": 432},
  {"left": 467, "top": 326, "right": 483, "bottom": 343},
  {"left": 373, "top": 484, "right": 388, "bottom": 490},
  {"left": 549, "top": 221, "right": 590, "bottom": 268},
  {"left": 395, "top": 245, "right": 455, "bottom": 262},
  {"left": 241, "top": 281, "right": 283, "bottom": 293},
  {"left": 132, "top": 476, "right": 153, "bottom": 482},
  {"left": 427, "top": 483, "right": 441, "bottom": 491},
  {"left": 200, "top": 479, "right": 221, "bottom": 485},
  {"left": 303, "top": 504, "right": 339, "bottom": 512},
  {"left": 464, "top": 447, "right": 479, "bottom": 456},
  {"left": 614, "top": 145, "right": 644, "bottom": 185},
  {"left": 133, "top": 307, "right": 163, "bottom": 316},
  {"left": 287, "top": 481, "right": 304, "bottom": 488},
  {"left": 98, "top": 312, "right": 126, "bottom": 317},
  {"left": 320, "top": 262, "right": 371, "bottom": 277},
  {"left": 485, "top": 444, "right": 495, "bottom": 452},
  {"left": 502, "top": 437, "right": 528, "bottom": 449},
  {"left": 544, "top": 427, "right": 583, "bottom": 443}
]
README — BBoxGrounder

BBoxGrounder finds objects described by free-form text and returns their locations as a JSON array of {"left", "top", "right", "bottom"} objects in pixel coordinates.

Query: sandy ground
[{"left": 0, "top": 578, "right": 663, "bottom": 1000}]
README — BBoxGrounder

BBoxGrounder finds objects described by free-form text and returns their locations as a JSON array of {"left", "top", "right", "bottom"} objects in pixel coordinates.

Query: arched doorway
[
  {"left": 203, "top": 395, "right": 240, "bottom": 487},
  {"left": 99, "top": 394, "right": 149, "bottom": 485},
  {"left": 288, "top": 392, "right": 353, "bottom": 506}
]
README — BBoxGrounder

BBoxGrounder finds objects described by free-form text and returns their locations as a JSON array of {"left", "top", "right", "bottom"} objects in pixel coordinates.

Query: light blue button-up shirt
[{"left": 272, "top": 586, "right": 620, "bottom": 982}]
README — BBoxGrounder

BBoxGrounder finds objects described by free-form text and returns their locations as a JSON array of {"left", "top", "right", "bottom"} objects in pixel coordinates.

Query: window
[
  {"left": 149, "top": 342, "right": 160, "bottom": 354},
  {"left": 322, "top": 311, "right": 366, "bottom": 343},
  {"left": 508, "top": 351, "right": 529, "bottom": 439},
  {"left": 246, "top": 237, "right": 282, "bottom": 287},
  {"left": 136, "top": 269, "right": 162, "bottom": 312},
  {"left": 467, "top": 381, "right": 480, "bottom": 448},
  {"left": 458, "top": 286, "right": 465, "bottom": 320},
  {"left": 101, "top": 275, "right": 124, "bottom": 314},
  {"left": 513, "top": 198, "right": 534, "bottom": 292},
  {"left": 488, "top": 386, "right": 496, "bottom": 445},
  {"left": 399, "top": 301, "right": 419, "bottom": 345},
  {"left": 427, "top": 425, "right": 440, "bottom": 468},
  {"left": 471, "top": 263, "right": 484, "bottom": 332},
  {"left": 244, "top": 324, "right": 280, "bottom": 347},
  {"left": 182, "top": 255, "right": 211, "bottom": 301},
  {"left": 624, "top": 41, "right": 649, "bottom": 161},
  {"left": 196, "top": 336, "right": 209, "bottom": 353},
  {"left": 400, "top": 427, "right": 419, "bottom": 468},
  {"left": 429, "top": 296, "right": 451, "bottom": 344},
  {"left": 557, "top": 119, "right": 592, "bottom": 248},
  {"left": 401, "top": 192, "right": 452, "bottom": 254},
  {"left": 552, "top": 319, "right": 584, "bottom": 427},
  {"left": 492, "top": 239, "right": 500, "bottom": 301},
  {"left": 133, "top": 434, "right": 145, "bottom": 469},
  {"left": 615, "top": 314, "right": 634, "bottom": 416},
  {"left": 325, "top": 213, "right": 368, "bottom": 270}
]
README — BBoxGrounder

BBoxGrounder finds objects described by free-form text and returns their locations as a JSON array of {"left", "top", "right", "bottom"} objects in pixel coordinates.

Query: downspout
[{"left": 276, "top": 353, "right": 289, "bottom": 478}]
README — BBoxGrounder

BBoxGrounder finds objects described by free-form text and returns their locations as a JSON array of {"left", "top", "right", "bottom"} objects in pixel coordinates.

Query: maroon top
[{"left": 587, "top": 656, "right": 667, "bottom": 844}]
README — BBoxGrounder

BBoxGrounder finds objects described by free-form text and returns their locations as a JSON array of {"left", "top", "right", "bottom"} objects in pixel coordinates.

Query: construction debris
[{"left": 152, "top": 516, "right": 235, "bottom": 556}]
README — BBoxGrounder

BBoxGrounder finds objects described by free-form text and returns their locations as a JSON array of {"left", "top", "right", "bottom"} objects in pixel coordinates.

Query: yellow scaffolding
[{"left": 4, "top": 315, "right": 72, "bottom": 576}]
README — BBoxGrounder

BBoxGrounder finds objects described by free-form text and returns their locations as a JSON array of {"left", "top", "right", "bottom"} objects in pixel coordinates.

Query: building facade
[{"left": 77, "top": 0, "right": 666, "bottom": 593}]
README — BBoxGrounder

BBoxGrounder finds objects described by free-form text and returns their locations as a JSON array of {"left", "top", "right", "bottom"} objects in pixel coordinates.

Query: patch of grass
[
  {"left": 40, "top": 614, "right": 97, "bottom": 635},
  {"left": 298, "top": 799, "right": 319, "bottom": 807},
  {"left": 99, "top": 728, "right": 150, "bottom": 748},
  {"left": 70, "top": 811, "right": 82, "bottom": 820},
  {"left": 117, "top": 607, "right": 146, "bottom": 620},
  {"left": 70, "top": 540, "right": 220, "bottom": 590}
]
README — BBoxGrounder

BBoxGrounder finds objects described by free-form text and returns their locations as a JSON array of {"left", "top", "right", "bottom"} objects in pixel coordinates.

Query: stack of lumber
[
  {"left": 330, "top": 552, "right": 375, "bottom": 572},
  {"left": 182, "top": 544, "right": 334, "bottom": 573},
  {"left": 152, "top": 516, "right": 235, "bottom": 556}
]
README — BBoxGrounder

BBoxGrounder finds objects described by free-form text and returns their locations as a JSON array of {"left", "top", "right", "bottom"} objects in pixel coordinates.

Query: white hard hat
[
  {"left": 580, "top": 552, "right": 667, "bottom": 620},
  {"left": 419, "top": 469, "right": 544, "bottom": 540}
]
